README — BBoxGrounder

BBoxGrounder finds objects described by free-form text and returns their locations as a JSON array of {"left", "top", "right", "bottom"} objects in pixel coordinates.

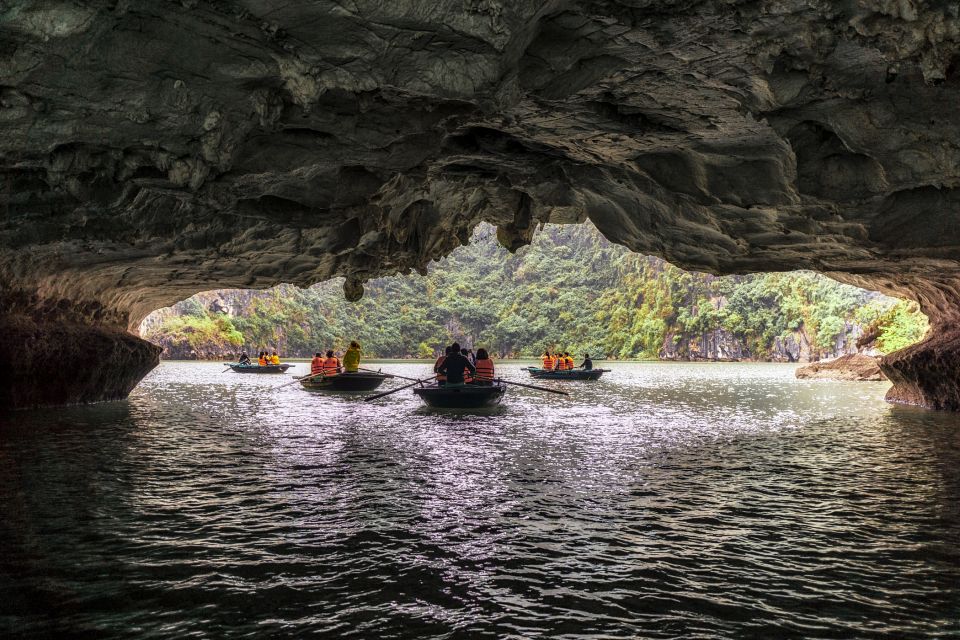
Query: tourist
[
  {"left": 460, "top": 347, "right": 473, "bottom": 383},
  {"left": 311, "top": 352, "right": 325, "bottom": 376},
  {"left": 542, "top": 350, "right": 554, "bottom": 371},
  {"left": 581, "top": 353, "right": 593, "bottom": 370},
  {"left": 556, "top": 353, "right": 567, "bottom": 371},
  {"left": 270, "top": 351, "right": 281, "bottom": 365},
  {"left": 564, "top": 352, "right": 574, "bottom": 370},
  {"left": 323, "top": 350, "right": 341, "bottom": 376},
  {"left": 434, "top": 346, "right": 451, "bottom": 386},
  {"left": 258, "top": 351, "right": 267, "bottom": 366},
  {"left": 238, "top": 352, "right": 251, "bottom": 365},
  {"left": 343, "top": 341, "right": 361, "bottom": 372},
  {"left": 467, "top": 348, "right": 477, "bottom": 366},
  {"left": 474, "top": 348, "right": 495, "bottom": 384},
  {"left": 437, "top": 343, "right": 475, "bottom": 385}
]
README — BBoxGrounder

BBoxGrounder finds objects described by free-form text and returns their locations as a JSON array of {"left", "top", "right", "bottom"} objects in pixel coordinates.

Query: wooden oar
[
  {"left": 364, "top": 376, "right": 437, "bottom": 402},
  {"left": 494, "top": 378, "right": 570, "bottom": 395},
  {"left": 275, "top": 370, "right": 324, "bottom": 390},
  {"left": 357, "top": 367, "right": 414, "bottom": 382}
]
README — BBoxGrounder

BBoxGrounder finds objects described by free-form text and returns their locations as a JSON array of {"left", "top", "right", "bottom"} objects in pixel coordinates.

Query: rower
[
  {"left": 437, "top": 342, "right": 475, "bottom": 385},
  {"left": 434, "top": 346, "right": 451, "bottom": 386},
  {"left": 270, "top": 351, "right": 281, "bottom": 365},
  {"left": 238, "top": 352, "right": 251, "bottom": 365},
  {"left": 474, "top": 348, "right": 495, "bottom": 385},
  {"left": 343, "top": 340, "right": 361, "bottom": 372},
  {"left": 323, "top": 350, "right": 341, "bottom": 376},
  {"left": 542, "top": 350, "right": 554, "bottom": 371},
  {"left": 311, "top": 352, "right": 325, "bottom": 376},
  {"left": 581, "top": 353, "right": 593, "bottom": 370}
]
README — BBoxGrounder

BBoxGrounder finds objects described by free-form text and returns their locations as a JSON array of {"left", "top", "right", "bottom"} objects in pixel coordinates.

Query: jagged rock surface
[
  {"left": 796, "top": 353, "right": 887, "bottom": 382},
  {"left": 3, "top": 1, "right": 960, "bottom": 407}
]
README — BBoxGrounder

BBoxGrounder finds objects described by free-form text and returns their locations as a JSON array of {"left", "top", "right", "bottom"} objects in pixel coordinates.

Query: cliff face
[{"left": 3, "top": 2, "right": 960, "bottom": 407}]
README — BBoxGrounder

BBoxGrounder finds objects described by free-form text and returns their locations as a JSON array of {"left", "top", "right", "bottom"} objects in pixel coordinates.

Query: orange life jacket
[
  {"left": 434, "top": 356, "right": 447, "bottom": 382},
  {"left": 323, "top": 357, "right": 340, "bottom": 374},
  {"left": 310, "top": 357, "right": 324, "bottom": 375},
  {"left": 542, "top": 356, "right": 554, "bottom": 370},
  {"left": 463, "top": 366, "right": 473, "bottom": 384},
  {"left": 566, "top": 356, "right": 575, "bottom": 369},
  {"left": 258, "top": 356, "right": 267, "bottom": 366},
  {"left": 475, "top": 358, "right": 495, "bottom": 381},
  {"left": 556, "top": 357, "right": 567, "bottom": 371}
]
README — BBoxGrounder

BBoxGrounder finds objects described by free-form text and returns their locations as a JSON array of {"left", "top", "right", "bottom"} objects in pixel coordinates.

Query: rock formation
[
  {"left": 795, "top": 353, "right": 887, "bottom": 382},
  {"left": 3, "top": 1, "right": 960, "bottom": 407}
]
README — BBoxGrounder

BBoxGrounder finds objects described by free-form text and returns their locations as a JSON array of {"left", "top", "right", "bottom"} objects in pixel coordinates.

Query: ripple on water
[{"left": 1, "top": 361, "right": 959, "bottom": 638}]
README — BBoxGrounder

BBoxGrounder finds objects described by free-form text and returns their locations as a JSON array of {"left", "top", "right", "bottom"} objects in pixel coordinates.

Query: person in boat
[
  {"left": 434, "top": 346, "right": 451, "bottom": 386},
  {"left": 437, "top": 342, "right": 475, "bottom": 385},
  {"left": 238, "top": 352, "right": 251, "bottom": 365},
  {"left": 542, "top": 350, "right": 554, "bottom": 371},
  {"left": 555, "top": 352, "right": 567, "bottom": 371},
  {"left": 467, "top": 348, "right": 477, "bottom": 366},
  {"left": 258, "top": 352, "right": 267, "bottom": 366},
  {"left": 460, "top": 347, "right": 473, "bottom": 383},
  {"left": 311, "top": 352, "right": 325, "bottom": 376},
  {"left": 581, "top": 353, "right": 593, "bottom": 370},
  {"left": 270, "top": 351, "right": 281, "bottom": 365},
  {"left": 323, "top": 350, "right": 341, "bottom": 376},
  {"left": 473, "top": 348, "right": 495, "bottom": 385},
  {"left": 564, "top": 352, "right": 574, "bottom": 370},
  {"left": 343, "top": 341, "right": 361, "bottom": 373}
]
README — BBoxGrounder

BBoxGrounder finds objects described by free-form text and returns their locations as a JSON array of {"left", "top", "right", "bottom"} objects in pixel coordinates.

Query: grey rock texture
[
  {"left": 796, "top": 353, "right": 887, "bottom": 381},
  {"left": 2, "top": 1, "right": 960, "bottom": 406}
]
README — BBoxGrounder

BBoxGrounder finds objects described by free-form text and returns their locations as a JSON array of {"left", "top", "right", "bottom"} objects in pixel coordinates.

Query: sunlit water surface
[{"left": 2, "top": 361, "right": 959, "bottom": 638}]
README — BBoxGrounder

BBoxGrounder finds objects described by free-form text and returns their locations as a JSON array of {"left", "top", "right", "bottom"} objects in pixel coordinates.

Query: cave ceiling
[{"left": 3, "top": 0, "right": 960, "bottom": 326}]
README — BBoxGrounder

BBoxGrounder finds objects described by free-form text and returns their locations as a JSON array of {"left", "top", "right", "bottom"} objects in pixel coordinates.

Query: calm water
[{"left": 1, "top": 361, "right": 959, "bottom": 638}]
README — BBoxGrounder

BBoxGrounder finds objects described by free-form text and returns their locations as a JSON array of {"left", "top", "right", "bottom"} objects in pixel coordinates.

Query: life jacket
[
  {"left": 323, "top": 357, "right": 340, "bottom": 375},
  {"left": 556, "top": 357, "right": 567, "bottom": 371},
  {"left": 434, "top": 356, "right": 447, "bottom": 382},
  {"left": 270, "top": 355, "right": 280, "bottom": 365},
  {"left": 463, "top": 366, "right": 473, "bottom": 384},
  {"left": 475, "top": 358, "right": 495, "bottom": 381},
  {"left": 311, "top": 357, "right": 324, "bottom": 375},
  {"left": 565, "top": 356, "right": 574, "bottom": 370},
  {"left": 258, "top": 356, "right": 267, "bottom": 366},
  {"left": 542, "top": 355, "right": 553, "bottom": 370},
  {"left": 343, "top": 347, "right": 361, "bottom": 372}
]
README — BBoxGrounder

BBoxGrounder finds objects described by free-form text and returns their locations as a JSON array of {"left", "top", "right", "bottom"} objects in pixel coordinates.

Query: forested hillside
[{"left": 141, "top": 224, "right": 927, "bottom": 361}]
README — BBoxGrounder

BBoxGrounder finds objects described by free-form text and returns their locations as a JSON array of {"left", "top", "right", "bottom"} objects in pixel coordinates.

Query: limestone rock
[
  {"left": 795, "top": 354, "right": 887, "bottom": 382},
  {"left": 3, "top": 1, "right": 960, "bottom": 407}
]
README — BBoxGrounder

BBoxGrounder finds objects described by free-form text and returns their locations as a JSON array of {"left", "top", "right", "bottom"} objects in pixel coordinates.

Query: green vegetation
[{"left": 142, "top": 223, "right": 928, "bottom": 360}]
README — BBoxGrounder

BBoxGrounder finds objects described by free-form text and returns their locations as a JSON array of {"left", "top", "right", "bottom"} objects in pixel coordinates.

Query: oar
[
  {"left": 275, "top": 370, "right": 324, "bottom": 390},
  {"left": 357, "top": 367, "right": 414, "bottom": 382},
  {"left": 364, "top": 376, "right": 437, "bottom": 402},
  {"left": 221, "top": 365, "right": 233, "bottom": 373},
  {"left": 494, "top": 378, "right": 570, "bottom": 396}
]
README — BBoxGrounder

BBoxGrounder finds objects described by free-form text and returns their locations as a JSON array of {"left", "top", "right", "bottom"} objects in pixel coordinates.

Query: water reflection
[{"left": 1, "top": 361, "right": 959, "bottom": 638}]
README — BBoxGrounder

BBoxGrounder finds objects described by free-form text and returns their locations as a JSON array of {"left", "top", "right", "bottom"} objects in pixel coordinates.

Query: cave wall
[{"left": 3, "top": 1, "right": 960, "bottom": 407}]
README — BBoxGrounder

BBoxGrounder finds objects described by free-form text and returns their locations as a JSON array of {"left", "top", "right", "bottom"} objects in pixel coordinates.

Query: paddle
[
  {"left": 275, "top": 370, "right": 325, "bottom": 390},
  {"left": 364, "top": 376, "right": 437, "bottom": 402},
  {"left": 356, "top": 367, "right": 410, "bottom": 382},
  {"left": 494, "top": 378, "right": 570, "bottom": 396}
]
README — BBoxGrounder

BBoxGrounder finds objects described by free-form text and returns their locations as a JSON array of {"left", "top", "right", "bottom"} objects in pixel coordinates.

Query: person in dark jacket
[
  {"left": 438, "top": 342, "right": 475, "bottom": 385},
  {"left": 581, "top": 353, "right": 593, "bottom": 370}
]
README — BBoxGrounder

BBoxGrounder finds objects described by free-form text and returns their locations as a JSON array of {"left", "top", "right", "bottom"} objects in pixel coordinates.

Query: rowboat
[
  {"left": 413, "top": 383, "right": 506, "bottom": 408},
  {"left": 299, "top": 371, "right": 392, "bottom": 392},
  {"left": 523, "top": 367, "right": 609, "bottom": 380},
  {"left": 227, "top": 362, "right": 292, "bottom": 373}
]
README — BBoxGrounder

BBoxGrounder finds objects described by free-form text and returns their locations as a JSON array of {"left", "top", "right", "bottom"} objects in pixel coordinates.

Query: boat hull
[
  {"left": 228, "top": 363, "right": 292, "bottom": 374},
  {"left": 413, "top": 384, "right": 505, "bottom": 408},
  {"left": 299, "top": 372, "right": 390, "bottom": 392},
  {"left": 525, "top": 368, "right": 607, "bottom": 380}
]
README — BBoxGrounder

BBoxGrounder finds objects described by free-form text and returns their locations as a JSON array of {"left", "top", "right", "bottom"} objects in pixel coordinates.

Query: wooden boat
[
  {"left": 227, "top": 362, "right": 292, "bottom": 374},
  {"left": 523, "top": 367, "right": 609, "bottom": 380},
  {"left": 299, "top": 371, "right": 392, "bottom": 392},
  {"left": 413, "top": 383, "right": 506, "bottom": 408}
]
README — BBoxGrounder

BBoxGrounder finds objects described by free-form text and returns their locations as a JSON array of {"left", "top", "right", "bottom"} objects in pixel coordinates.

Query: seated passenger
[
  {"left": 437, "top": 342, "right": 475, "bottom": 385},
  {"left": 473, "top": 348, "right": 495, "bottom": 384},
  {"left": 434, "top": 346, "right": 451, "bottom": 386},
  {"left": 564, "top": 352, "right": 574, "bottom": 370},
  {"left": 343, "top": 341, "right": 361, "bottom": 372},
  {"left": 542, "top": 350, "right": 554, "bottom": 371},
  {"left": 311, "top": 352, "right": 325, "bottom": 376},
  {"left": 323, "top": 350, "right": 341, "bottom": 376},
  {"left": 461, "top": 348, "right": 473, "bottom": 383},
  {"left": 556, "top": 353, "right": 567, "bottom": 371},
  {"left": 258, "top": 352, "right": 267, "bottom": 366},
  {"left": 270, "top": 351, "right": 280, "bottom": 365}
]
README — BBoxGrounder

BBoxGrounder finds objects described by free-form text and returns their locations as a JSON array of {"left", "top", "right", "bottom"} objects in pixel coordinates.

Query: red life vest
[
  {"left": 310, "top": 357, "right": 324, "bottom": 375},
  {"left": 475, "top": 358, "right": 494, "bottom": 381},
  {"left": 555, "top": 357, "right": 566, "bottom": 371},
  {"left": 323, "top": 357, "right": 340, "bottom": 375},
  {"left": 463, "top": 366, "right": 473, "bottom": 384},
  {"left": 434, "top": 356, "right": 447, "bottom": 382},
  {"left": 542, "top": 356, "right": 554, "bottom": 370}
]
